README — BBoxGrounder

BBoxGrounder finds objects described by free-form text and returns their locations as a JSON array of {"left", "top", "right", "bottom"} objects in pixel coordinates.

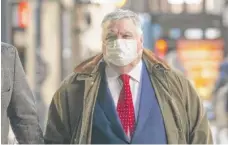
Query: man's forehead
[
  {"left": 103, "top": 19, "right": 137, "bottom": 34},
  {"left": 105, "top": 29, "right": 134, "bottom": 34}
]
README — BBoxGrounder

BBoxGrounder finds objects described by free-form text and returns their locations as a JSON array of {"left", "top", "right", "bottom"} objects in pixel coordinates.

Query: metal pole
[
  {"left": 202, "top": 0, "right": 206, "bottom": 13},
  {"left": 223, "top": 0, "right": 228, "bottom": 56},
  {"left": 60, "top": 4, "right": 64, "bottom": 81},
  {"left": 34, "top": 0, "right": 47, "bottom": 131},
  {"left": 1, "top": 0, "right": 12, "bottom": 43},
  {"left": 60, "top": 5, "right": 72, "bottom": 80},
  {"left": 34, "top": 0, "right": 42, "bottom": 105}
]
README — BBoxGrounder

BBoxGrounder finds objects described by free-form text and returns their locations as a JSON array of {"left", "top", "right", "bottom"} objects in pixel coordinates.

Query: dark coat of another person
[{"left": 1, "top": 42, "right": 44, "bottom": 144}]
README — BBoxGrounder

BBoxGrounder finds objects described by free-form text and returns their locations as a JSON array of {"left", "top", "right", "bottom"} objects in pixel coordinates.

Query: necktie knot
[{"left": 120, "top": 74, "right": 130, "bottom": 84}]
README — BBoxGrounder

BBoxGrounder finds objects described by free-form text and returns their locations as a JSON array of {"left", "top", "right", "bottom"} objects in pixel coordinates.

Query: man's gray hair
[{"left": 101, "top": 9, "right": 143, "bottom": 35}]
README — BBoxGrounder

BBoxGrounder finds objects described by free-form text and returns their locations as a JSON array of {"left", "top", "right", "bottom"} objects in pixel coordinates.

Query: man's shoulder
[
  {"left": 55, "top": 54, "right": 103, "bottom": 96},
  {"left": 1, "top": 42, "right": 14, "bottom": 49},
  {"left": 166, "top": 67, "right": 188, "bottom": 83},
  {"left": 1, "top": 43, "right": 17, "bottom": 70},
  {"left": 143, "top": 48, "right": 188, "bottom": 87},
  {"left": 162, "top": 66, "right": 190, "bottom": 101},
  {"left": 1, "top": 42, "right": 16, "bottom": 55}
]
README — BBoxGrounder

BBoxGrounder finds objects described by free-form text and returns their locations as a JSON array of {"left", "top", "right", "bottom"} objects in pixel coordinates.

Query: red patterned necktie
[{"left": 117, "top": 74, "right": 136, "bottom": 137}]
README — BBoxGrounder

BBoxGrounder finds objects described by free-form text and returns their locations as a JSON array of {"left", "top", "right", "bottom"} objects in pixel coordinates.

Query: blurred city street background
[{"left": 1, "top": 0, "right": 228, "bottom": 144}]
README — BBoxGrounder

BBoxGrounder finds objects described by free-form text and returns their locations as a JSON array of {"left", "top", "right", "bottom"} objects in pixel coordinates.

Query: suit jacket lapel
[
  {"left": 97, "top": 74, "right": 129, "bottom": 142},
  {"left": 133, "top": 63, "right": 153, "bottom": 139}
]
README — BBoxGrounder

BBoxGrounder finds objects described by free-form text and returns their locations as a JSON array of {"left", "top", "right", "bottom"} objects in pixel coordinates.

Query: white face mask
[{"left": 104, "top": 39, "right": 139, "bottom": 66}]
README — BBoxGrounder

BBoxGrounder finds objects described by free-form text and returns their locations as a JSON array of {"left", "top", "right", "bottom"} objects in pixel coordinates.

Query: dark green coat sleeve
[
  {"left": 44, "top": 87, "right": 71, "bottom": 144},
  {"left": 186, "top": 80, "right": 213, "bottom": 144}
]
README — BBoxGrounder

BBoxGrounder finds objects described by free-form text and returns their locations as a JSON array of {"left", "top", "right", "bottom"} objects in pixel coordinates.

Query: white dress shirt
[{"left": 105, "top": 60, "right": 143, "bottom": 120}]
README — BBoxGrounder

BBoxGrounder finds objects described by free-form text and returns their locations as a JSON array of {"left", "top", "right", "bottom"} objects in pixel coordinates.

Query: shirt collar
[
  {"left": 105, "top": 60, "right": 143, "bottom": 82},
  {"left": 128, "top": 60, "right": 142, "bottom": 82}
]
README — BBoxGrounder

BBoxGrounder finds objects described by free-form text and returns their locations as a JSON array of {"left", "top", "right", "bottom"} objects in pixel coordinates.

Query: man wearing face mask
[{"left": 44, "top": 9, "right": 213, "bottom": 144}]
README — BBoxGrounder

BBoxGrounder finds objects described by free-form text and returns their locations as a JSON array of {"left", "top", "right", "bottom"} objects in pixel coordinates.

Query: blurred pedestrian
[
  {"left": 213, "top": 82, "right": 228, "bottom": 143},
  {"left": 44, "top": 9, "right": 212, "bottom": 144},
  {"left": 1, "top": 43, "right": 44, "bottom": 144},
  {"left": 212, "top": 56, "right": 228, "bottom": 118},
  {"left": 213, "top": 57, "right": 228, "bottom": 94},
  {"left": 211, "top": 56, "right": 228, "bottom": 143}
]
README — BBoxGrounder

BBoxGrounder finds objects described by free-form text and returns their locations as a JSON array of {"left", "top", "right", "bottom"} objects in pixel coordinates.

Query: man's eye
[
  {"left": 123, "top": 35, "right": 132, "bottom": 38},
  {"left": 106, "top": 36, "right": 116, "bottom": 40}
]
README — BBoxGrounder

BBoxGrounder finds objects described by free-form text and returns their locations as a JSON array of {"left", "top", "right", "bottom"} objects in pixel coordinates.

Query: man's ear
[
  {"left": 140, "top": 35, "right": 143, "bottom": 44},
  {"left": 139, "top": 35, "right": 144, "bottom": 49},
  {"left": 137, "top": 35, "right": 143, "bottom": 52},
  {"left": 102, "top": 43, "right": 106, "bottom": 54}
]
